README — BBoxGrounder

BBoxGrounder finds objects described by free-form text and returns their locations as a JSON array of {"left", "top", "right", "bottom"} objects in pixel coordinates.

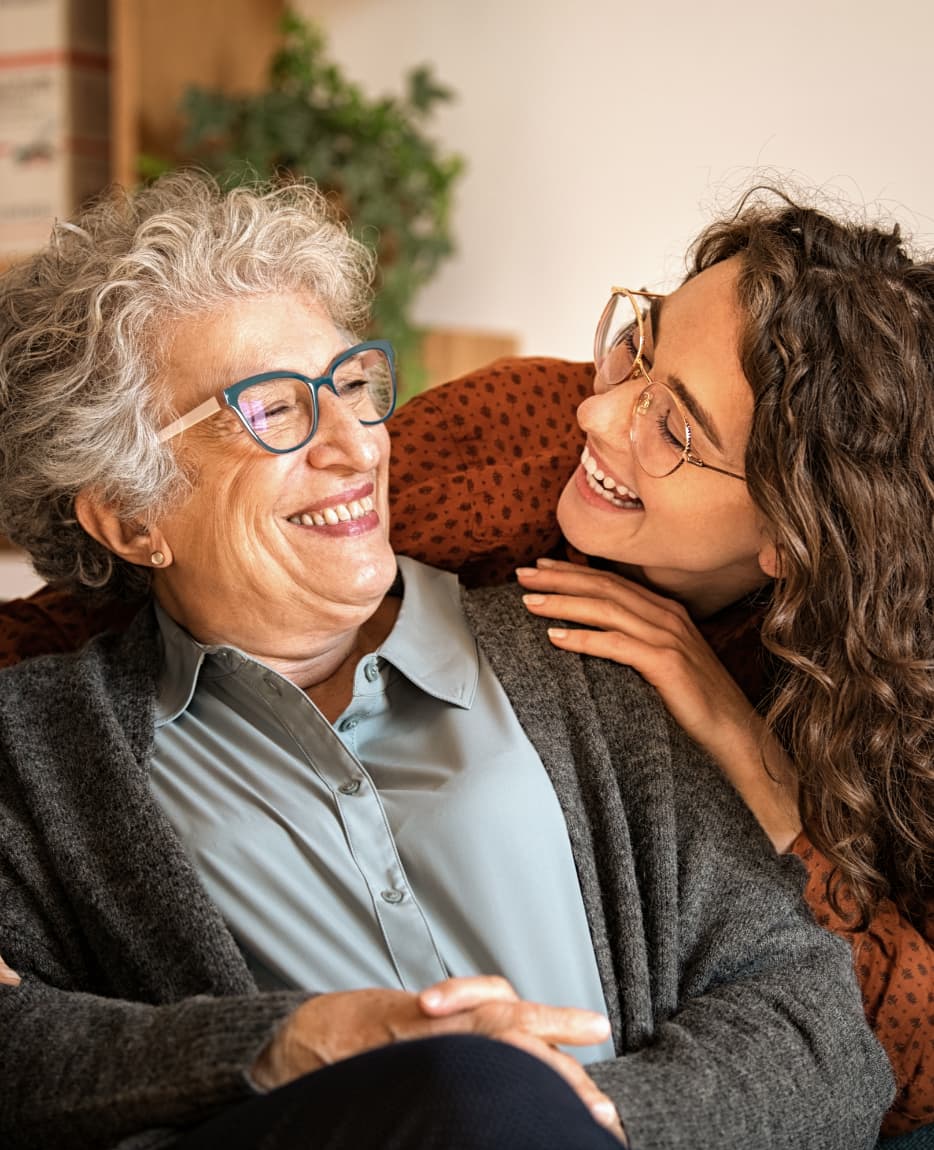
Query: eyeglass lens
[
  {"left": 595, "top": 291, "right": 643, "bottom": 379},
  {"left": 631, "top": 381, "right": 690, "bottom": 477},
  {"left": 594, "top": 291, "right": 690, "bottom": 478},
  {"left": 237, "top": 346, "right": 394, "bottom": 451}
]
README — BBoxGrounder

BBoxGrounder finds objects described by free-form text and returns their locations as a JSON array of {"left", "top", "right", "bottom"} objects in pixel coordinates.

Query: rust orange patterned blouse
[{"left": 0, "top": 355, "right": 931, "bottom": 1134}]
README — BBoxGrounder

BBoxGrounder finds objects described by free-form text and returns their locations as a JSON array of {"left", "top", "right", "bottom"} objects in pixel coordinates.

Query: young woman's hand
[{"left": 517, "top": 558, "right": 801, "bottom": 850}]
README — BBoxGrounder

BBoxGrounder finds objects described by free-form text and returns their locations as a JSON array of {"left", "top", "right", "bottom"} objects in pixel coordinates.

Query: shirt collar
[
  {"left": 380, "top": 555, "right": 478, "bottom": 709},
  {"left": 154, "top": 555, "right": 478, "bottom": 725},
  {"left": 153, "top": 603, "right": 210, "bottom": 726}
]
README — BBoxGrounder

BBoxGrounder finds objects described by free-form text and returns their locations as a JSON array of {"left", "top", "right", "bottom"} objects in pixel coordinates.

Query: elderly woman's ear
[{"left": 74, "top": 490, "right": 172, "bottom": 570}]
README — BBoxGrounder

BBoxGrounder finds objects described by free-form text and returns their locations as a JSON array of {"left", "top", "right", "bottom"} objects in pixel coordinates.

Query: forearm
[
  {"left": 705, "top": 716, "right": 802, "bottom": 852},
  {"left": 586, "top": 933, "right": 892, "bottom": 1150},
  {"left": 626, "top": 716, "right": 892, "bottom": 1149},
  {"left": 0, "top": 978, "right": 308, "bottom": 1150}
]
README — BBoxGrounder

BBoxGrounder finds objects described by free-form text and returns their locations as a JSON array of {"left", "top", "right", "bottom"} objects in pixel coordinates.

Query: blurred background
[
  {"left": 2, "top": 0, "right": 932, "bottom": 597},
  {"left": 302, "top": 0, "right": 934, "bottom": 358}
]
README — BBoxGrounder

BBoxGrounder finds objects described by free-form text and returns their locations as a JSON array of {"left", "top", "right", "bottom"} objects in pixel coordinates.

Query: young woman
[{"left": 515, "top": 192, "right": 934, "bottom": 1136}]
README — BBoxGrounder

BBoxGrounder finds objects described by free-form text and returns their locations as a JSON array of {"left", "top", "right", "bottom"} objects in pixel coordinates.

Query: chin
[{"left": 347, "top": 550, "right": 398, "bottom": 600}]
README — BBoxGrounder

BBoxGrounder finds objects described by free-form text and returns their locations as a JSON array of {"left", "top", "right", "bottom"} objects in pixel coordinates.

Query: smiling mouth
[
  {"left": 581, "top": 445, "right": 643, "bottom": 509},
  {"left": 287, "top": 494, "right": 375, "bottom": 527}
]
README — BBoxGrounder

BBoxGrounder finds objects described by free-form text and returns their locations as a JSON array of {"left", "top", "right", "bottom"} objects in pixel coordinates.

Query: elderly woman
[{"left": 0, "top": 173, "right": 891, "bottom": 1150}]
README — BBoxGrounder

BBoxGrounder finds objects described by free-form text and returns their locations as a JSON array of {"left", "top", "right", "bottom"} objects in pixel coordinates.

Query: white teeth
[
  {"left": 580, "top": 445, "right": 641, "bottom": 506},
  {"left": 290, "top": 498, "right": 376, "bottom": 527}
]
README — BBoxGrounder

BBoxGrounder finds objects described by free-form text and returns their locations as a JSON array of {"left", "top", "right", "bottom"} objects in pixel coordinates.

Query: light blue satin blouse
[{"left": 150, "top": 555, "right": 614, "bottom": 1063}]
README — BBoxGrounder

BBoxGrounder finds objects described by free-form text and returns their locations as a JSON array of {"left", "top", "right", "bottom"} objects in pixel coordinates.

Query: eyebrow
[{"left": 649, "top": 295, "right": 725, "bottom": 453}]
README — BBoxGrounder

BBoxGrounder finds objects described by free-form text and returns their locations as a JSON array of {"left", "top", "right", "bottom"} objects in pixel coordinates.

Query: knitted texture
[{"left": 0, "top": 589, "right": 894, "bottom": 1148}]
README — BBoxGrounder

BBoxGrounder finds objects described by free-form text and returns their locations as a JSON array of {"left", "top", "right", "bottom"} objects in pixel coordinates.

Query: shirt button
[
  {"left": 338, "top": 779, "right": 361, "bottom": 795},
  {"left": 380, "top": 889, "right": 404, "bottom": 904},
  {"left": 364, "top": 658, "right": 380, "bottom": 683},
  {"left": 339, "top": 717, "right": 359, "bottom": 732},
  {"left": 263, "top": 674, "right": 281, "bottom": 696}
]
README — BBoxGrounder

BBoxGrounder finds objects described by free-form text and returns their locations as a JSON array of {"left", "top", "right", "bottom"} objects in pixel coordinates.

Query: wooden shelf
[{"left": 110, "top": 0, "right": 284, "bottom": 187}]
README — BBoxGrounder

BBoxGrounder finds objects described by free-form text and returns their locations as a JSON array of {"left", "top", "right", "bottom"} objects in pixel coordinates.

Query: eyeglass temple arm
[
  {"left": 685, "top": 453, "right": 746, "bottom": 482},
  {"left": 158, "top": 396, "right": 223, "bottom": 443}
]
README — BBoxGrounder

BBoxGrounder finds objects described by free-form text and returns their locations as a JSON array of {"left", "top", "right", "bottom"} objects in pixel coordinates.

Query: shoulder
[
  {"left": 463, "top": 583, "right": 799, "bottom": 871},
  {"left": 0, "top": 603, "right": 160, "bottom": 736},
  {"left": 462, "top": 581, "right": 678, "bottom": 721}
]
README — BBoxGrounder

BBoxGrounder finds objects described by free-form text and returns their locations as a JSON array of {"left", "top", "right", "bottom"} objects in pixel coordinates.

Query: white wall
[{"left": 296, "top": 0, "right": 933, "bottom": 361}]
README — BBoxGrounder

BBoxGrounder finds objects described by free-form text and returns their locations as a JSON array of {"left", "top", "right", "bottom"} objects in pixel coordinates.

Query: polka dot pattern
[
  {"left": 0, "top": 353, "right": 930, "bottom": 1133},
  {"left": 388, "top": 356, "right": 593, "bottom": 584}
]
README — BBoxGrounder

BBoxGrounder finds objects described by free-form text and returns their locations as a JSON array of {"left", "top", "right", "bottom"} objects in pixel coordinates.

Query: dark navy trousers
[{"left": 174, "top": 1034, "right": 624, "bottom": 1149}]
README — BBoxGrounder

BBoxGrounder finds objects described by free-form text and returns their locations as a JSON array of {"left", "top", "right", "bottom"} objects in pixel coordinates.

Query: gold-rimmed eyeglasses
[{"left": 595, "top": 287, "right": 745, "bottom": 482}]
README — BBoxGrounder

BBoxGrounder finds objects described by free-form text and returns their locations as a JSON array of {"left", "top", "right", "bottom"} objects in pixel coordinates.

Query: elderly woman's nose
[{"left": 306, "top": 388, "right": 382, "bottom": 467}]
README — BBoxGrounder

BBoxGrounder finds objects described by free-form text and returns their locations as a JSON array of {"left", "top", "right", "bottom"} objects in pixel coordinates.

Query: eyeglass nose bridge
[
  {"left": 260, "top": 373, "right": 364, "bottom": 455},
  {"left": 303, "top": 374, "right": 373, "bottom": 443}
]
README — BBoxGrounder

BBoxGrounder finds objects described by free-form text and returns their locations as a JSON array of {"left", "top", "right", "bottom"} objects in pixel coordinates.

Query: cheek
[{"left": 163, "top": 458, "right": 278, "bottom": 552}]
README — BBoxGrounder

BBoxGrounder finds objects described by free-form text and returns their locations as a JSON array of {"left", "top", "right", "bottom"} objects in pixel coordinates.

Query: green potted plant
[{"left": 170, "top": 10, "right": 464, "bottom": 397}]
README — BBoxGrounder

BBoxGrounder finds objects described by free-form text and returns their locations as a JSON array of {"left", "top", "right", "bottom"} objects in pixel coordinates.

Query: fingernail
[
  {"left": 537, "top": 557, "right": 557, "bottom": 568},
  {"left": 515, "top": 567, "right": 538, "bottom": 577},
  {"left": 421, "top": 989, "right": 441, "bottom": 1008},
  {"left": 579, "top": 1013, "right": 611, "bottom": 1038},
  {"left": 547, "top": 627, "right": 568, "bottom": 640},
  {"left": 522, "top": 594, "right": 546, "bottom": 607},
  {"left": 591, "top": 1100, "right": 617, "bottom": 1126}
]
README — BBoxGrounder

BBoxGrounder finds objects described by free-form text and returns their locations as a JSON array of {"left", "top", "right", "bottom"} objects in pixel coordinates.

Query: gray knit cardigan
[{"left": 0, "top": 585, "right": 893, "bottom": 1150}]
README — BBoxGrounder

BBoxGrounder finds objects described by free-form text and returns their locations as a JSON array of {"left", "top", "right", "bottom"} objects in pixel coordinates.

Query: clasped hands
[{"left": 254, "top": 974, "right": 624, "bottom": 1141}]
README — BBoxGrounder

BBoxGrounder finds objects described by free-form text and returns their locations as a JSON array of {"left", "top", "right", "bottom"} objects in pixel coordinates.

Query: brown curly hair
[{"left": 690, "top": 191, "right": 934, "bottom": 930}]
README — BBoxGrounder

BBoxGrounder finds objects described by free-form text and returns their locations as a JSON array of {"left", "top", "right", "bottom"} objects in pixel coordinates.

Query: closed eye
[
  {"left": 337, "top": 377, "right": 369, "bottom": 400},
  {"left": 656, "top": 412, "right": 686, "bottom": 451}
]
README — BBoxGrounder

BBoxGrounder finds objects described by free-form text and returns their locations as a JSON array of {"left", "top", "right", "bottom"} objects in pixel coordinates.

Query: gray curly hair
[{"left": 0, "top": 170, "right": 376, "bottom": 599}]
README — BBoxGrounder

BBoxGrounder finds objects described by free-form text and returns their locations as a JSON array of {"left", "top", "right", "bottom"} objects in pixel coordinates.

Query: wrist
[
  {"left": 706, "top": 719, "right": 802, "bottom": 851},
  {"left": 250, "top": 1036, "right": 285, "bottom": 1092}
]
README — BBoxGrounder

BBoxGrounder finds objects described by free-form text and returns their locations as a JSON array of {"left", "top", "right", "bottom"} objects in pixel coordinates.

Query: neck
[
  {"left": 609, "top": 560, "right": 771, "bottom": 619},
  {"left": 155, "top": 587, "right": 402, "bottom": 722}
]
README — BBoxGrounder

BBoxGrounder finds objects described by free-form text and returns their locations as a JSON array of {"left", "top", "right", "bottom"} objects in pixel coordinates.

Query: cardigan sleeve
[
  {"left": 0, "top": 978, "right": 307, "bottom": 1150},
  {"left": 0, "top": 634, "right": 313, "bottom": 1150},
  {"left": 790, "top": 831, "right": 934, "bottom": 1136},
  {"left": 584, "top": 714, "right": 895, "bottom": 1150}
]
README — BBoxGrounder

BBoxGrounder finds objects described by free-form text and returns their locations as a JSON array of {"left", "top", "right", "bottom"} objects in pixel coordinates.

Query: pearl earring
[{"left": 150, "top": 551, "right": 165, "bottom": 566}]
